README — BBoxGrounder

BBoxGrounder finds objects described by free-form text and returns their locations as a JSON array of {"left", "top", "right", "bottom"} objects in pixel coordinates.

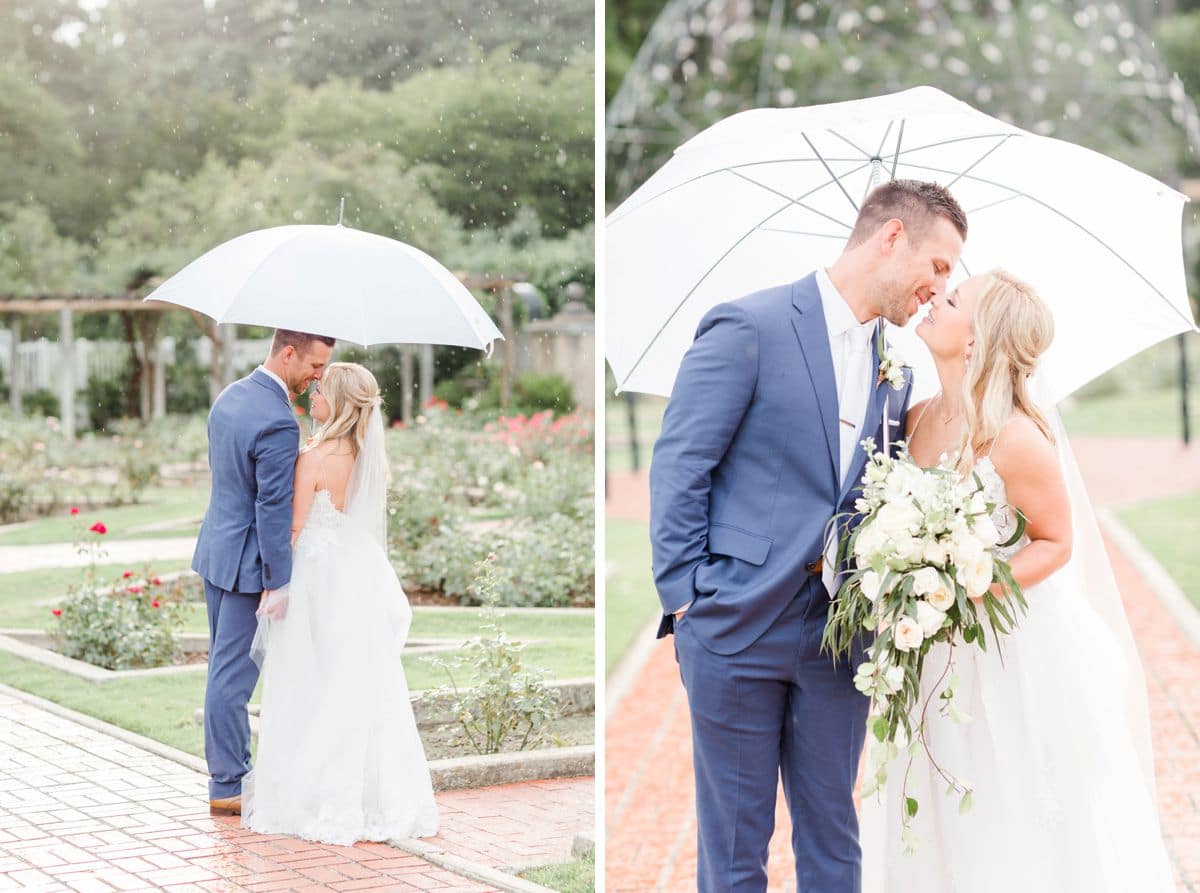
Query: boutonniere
[{"left": 875, "top": 321, "right": 909, "bottom": 391}]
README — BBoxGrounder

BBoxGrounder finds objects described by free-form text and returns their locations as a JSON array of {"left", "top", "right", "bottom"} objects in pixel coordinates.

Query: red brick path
[
  {"left": 0, "top": 694, "right": 591, "bottom": 892},
  {"left": 606, "top": 435, "right": 1200, "bottom": 892}
]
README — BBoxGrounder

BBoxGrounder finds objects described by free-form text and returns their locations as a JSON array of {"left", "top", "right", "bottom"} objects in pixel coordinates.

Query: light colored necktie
[{"left": 824, "top": 326, "right": 871, "bottom": 597}]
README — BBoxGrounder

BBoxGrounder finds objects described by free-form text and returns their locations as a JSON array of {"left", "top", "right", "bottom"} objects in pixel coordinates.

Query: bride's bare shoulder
[{"left": 989, "top": 414, "right": 1056, "bottom": 478}]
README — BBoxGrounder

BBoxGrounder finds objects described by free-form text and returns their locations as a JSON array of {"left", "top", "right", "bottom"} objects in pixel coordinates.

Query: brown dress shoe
[{"left": 209, "top": 795, "right": 242, "bottom": 816}]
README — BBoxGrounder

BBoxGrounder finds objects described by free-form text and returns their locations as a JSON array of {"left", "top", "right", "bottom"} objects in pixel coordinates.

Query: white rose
[
  {"left": 968, "top": 490, "right": 988, "bottom": 516},
  {"left": 911, "top": 567, "right": 942, "bottom": 597},
  {"left": 949, "top": 529, "right": 985, "bottom": 567},
  {"left": 891, "top": 533, "right": 925, "bottom": 565},
  {"left": 882, "top": 664, "right": 905, "bottom": 694},
  {"left": 916, "top": 600, "right": 948, "bottom": 637},
  {"left": 926, "top": 581, "right": 956, "bottom": 612},
  {"left": 958, "top": 551, "right": 996, "bottom": 598},
  {"left": 893, "top": 616, "right": 925, "bottom": 652},
  {"left": 973, "top": 513, "right": 1001, "bottom": 547},
  {"left": 887, "top": 464, "right": 925, "bottom": 502},
  {"left": 854, "top": 522, "right": 888, "bottom": 562},
  {"left": 860, "top": 570, "right": 883, "bottom": 603},
  {"left": 922, "top": 538, "right": 950, "bottom": 567},
  {"left": 876, "top": 500, "right": 923, "bottom": 538}
]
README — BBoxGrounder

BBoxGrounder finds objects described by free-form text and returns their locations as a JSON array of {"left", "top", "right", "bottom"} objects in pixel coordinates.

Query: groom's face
[
  {"left": 877, "top": 216, "right": 964, "bottom": 326},
  {"left": 282, "top": 342, "right": 334, "bottom": 395}
]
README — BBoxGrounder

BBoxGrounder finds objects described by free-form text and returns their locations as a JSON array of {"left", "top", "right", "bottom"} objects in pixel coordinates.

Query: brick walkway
[
  {"left": 606, "top": 435, "right": 1200, "bottom": 892},
  {"left": 0, "top": 692, "right": 591, "bottom": 892}
]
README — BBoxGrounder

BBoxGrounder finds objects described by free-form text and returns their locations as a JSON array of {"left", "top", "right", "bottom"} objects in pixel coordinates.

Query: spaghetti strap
[
  {"left": 908, "top": 399, "right": 933, "bottom": 441},
  {"left": 984, "top": 415, "right": 1023, "bottom": 459}
]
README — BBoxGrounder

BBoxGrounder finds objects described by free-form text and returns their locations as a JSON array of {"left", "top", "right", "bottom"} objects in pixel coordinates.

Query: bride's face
[
  {"left": 916, "top": 275, "right": 980, "bottom": 361},
  {"left": 309, "top": 383, "right": 332, "bottom": 424}
]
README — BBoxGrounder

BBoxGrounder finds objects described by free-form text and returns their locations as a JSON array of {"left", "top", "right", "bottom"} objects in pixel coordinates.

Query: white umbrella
[
  {"left": 144, "top": 223, "right": 503, "bottom": 351},
  {"left": 606, "top": 86, "right": 1196, "bottom": 401}
]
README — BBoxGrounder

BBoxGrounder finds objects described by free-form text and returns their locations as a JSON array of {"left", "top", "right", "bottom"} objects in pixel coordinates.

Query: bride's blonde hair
[
  {"left": 308, "top": 362, "right": 383, "bottom": 456},
  {"left": 955, "top": 269, "right": 1055, "bottom": 472}
]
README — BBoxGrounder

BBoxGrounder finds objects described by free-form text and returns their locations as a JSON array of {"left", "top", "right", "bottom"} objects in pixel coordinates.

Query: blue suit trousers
[
  {"left": 674, "top": 577, "right": 870, "bottom": 893},
  {"left": 203, "top": 581, "right": 260, "bottom": 799}
]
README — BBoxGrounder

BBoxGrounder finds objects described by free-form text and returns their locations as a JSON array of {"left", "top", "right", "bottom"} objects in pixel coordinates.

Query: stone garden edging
[
  {"left": 0, "top": 630, "right": 460, "bottom": 680},
  {"left": 0, "top": 677, "right": 593, "bottom": 796},
  {"left": 428, "top": 744, "right": 594, "bottom": 791},
  {"left": 188, "top": 676, "right": 594, "bottom": 727}
]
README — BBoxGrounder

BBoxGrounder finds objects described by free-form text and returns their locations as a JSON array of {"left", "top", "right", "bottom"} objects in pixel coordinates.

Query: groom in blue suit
[
  {"left": 651, "top": 181, "right": 966, "bottom": 891},
  {"left": 193, "top": 328, "right": 335, "bottom": 816}
]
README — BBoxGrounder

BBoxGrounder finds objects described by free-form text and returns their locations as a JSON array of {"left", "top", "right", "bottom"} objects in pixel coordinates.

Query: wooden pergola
[{"left": 0, "top": 273, "right": 523, "bottom": 438}]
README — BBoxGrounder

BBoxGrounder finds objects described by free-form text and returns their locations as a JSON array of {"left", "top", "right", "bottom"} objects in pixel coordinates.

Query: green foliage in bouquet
[{"left": 820, "top": 440, "right": 1030, "bottom": 851}]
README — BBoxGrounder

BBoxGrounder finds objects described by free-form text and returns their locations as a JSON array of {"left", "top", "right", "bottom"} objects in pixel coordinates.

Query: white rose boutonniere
[{"left": 875, "top": 323, "right": 909, "bottom": 391}]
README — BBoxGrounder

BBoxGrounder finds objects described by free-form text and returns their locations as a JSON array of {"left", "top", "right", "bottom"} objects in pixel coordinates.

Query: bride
[
  {"left": 862, "top": 270, "right": 1174, "bottom": 891},
  {"left": 242, "top": 361, "right": 439, "bottom": 845}
]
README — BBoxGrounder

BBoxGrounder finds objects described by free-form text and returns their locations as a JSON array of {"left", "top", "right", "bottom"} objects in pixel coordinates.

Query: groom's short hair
[
  {"left": 848, "top": 179, "right": 967, "bottom": 248},
  {"left": 270, "top": 328, "right": 336, "bottom": 357}
]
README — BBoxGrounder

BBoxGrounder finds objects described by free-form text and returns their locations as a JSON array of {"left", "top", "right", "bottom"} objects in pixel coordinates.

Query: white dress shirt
[
  {"left": 257, "top": 365, "right": 292, "bottom": 402},
  {"left": 816, "top": 269, "right": 876, "bottom": 596}
]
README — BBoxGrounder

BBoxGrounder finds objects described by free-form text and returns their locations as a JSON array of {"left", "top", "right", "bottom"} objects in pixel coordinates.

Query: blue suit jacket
[
  {"left": 192, "top": 369, "right": 300, "bottom": 594},
  {"left": 649, "top": 274, "right": 913, "bottom": 655}
]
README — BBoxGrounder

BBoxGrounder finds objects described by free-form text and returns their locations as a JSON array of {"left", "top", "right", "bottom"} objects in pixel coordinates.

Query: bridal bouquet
[{"left": 821, "top": 439, "right": 1027, "bottom": 851}]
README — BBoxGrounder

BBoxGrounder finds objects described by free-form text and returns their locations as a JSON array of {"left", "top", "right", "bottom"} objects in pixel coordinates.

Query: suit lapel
[
  {"left": 251, "top": 368, "right": 293, "bottom": 410},
  {"left": 838, "top": 322, "right": 887, "bottom": 505},
  {"left": 790, "top": 275, "right": 839, "bottom": 487}
]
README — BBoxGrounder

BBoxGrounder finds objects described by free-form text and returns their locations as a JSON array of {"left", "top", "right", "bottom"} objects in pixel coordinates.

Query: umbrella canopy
[
  {"left": 144, "top": 224, "right": 503, "bottom": 351},
  {"left": 606, "top": 86, "right": 1195, "bottom": 402}
]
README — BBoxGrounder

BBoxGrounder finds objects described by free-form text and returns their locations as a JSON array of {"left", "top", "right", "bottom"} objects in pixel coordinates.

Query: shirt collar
[
  {"left": 816, "top": 268, "right": 875, "bottom": 346},
  {"left": 257, "top": 365, "right": 292, "bottom": 401}
]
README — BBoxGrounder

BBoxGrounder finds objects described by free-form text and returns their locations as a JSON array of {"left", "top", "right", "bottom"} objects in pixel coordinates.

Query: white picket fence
[{"left": 0, "top": 333, "right": 272, "bottom": 392}]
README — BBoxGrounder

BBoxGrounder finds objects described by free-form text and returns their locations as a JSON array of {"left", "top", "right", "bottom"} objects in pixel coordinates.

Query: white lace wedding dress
[
  {"left": 242, "top": 420, "right": 438, "bottom": 845},
  {"left": 862, "top": 456, "right": 1175, "bottom": 892}
]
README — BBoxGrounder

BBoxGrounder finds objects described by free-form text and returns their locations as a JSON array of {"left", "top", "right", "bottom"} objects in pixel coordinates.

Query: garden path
[
  {"left": 605, "top": 434, "right": 1200, "bottom": 892},
  {"left": 0, "top": 686, "right": 591, "bottom": 892},
  {"left": 0, "top": 538, "right": 197, "bottom": 574}
]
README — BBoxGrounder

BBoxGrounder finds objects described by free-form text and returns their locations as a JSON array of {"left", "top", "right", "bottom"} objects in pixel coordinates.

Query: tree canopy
[{"left": 0, "top": 0, "right": 594, "bottom": 307}]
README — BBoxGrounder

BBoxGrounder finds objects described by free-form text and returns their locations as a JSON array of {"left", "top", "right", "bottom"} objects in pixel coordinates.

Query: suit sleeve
[
  {"left": 649, "top": 302, "right": 760, "bottom": 615},
  {"left": 254, "top": 418, "right": 300, "bottom": 589}
]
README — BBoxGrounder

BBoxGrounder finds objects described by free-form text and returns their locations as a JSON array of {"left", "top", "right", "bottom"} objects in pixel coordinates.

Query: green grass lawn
[
  {"left": 1061, "top": 388, "right": 1197, "bottom": 439},
  {"left": 0, "top": 485, "right": 209, "bottom": 546},
  {"left": 521, "top": 853, "right": 594, "bottom": 893},
  {"left": 0, "top": 606, "right": 592, "bottom": 757},
  {"left": 606, "top": 389, "right": 1196, "bottom": 471},
  {"left": 604, "top": 396, "right": 666, "bottom": 474},
  {"left": 605, "top": 519, "right": 657, "bottom": 674},
  {"left": 1119, "top": 490, "right": 1200, "bottom": 611}
]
